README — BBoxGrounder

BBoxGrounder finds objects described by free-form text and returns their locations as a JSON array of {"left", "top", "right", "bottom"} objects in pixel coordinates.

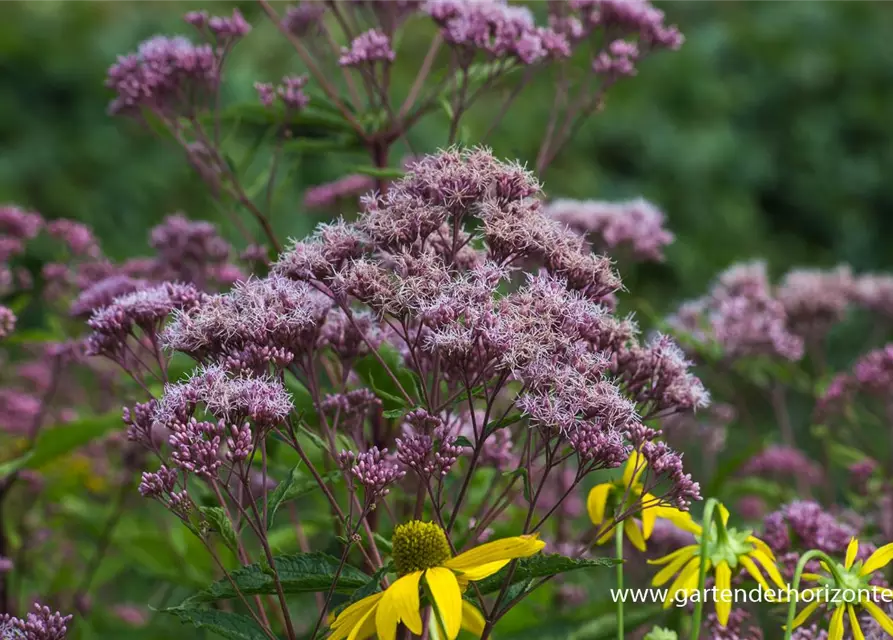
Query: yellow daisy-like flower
[
  {"left": 648, "top": 502, "right": 786, "bottom": 626},
  {"left": 789, "top": 537, "right": 893, "bottom": 640},
  {"left": 587, "top": 450, "right": 693, "bottom": 552},
  {"left": 328, "top": 520, "right": 546, "bottom": 640}
]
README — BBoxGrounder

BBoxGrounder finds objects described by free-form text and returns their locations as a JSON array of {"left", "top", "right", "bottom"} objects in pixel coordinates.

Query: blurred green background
[{"left": 3, "top": 0, "right": 893, "bottom": 308}]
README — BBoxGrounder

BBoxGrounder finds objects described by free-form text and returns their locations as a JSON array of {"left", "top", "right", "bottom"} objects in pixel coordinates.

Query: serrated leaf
[
  {"left": 265, "top": 463, "right": 301, "bottom": 530},
  {"left": 199, "top": 506, "right": 239, "bottom": 554},
  {"left": 24, "top": 412, "right": 122, "bottom": 470},
  {"left": 475, "top": 554, "right": 620, "bottom": 596},
  {"left": 165, "top": 608, "right": 270, "bottom": 640},
  {"left": 174, "top": 552, "right": 370, "bottom": 607}
]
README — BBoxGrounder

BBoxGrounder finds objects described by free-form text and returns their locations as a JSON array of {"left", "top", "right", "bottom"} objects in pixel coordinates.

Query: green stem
[
  {"left": 690, "top": 498, "right": 718, "bottom": 640},
  {"left": 783, "top": 549, "right": 834, "bottom": 640},
  {"left": 615, "top": 523, "right": 625, "bottom": 640}
]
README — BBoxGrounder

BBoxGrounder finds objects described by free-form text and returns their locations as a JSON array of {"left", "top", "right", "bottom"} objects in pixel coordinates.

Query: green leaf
[
  {"left": 485, "top": 412, "right": 524, "bottom": 436},
  {"left": 475, "top": 554, "right": 620, "bottom": 596},
  {"left": 0, "top": 453, "right": 32, "bottom": 477},
  {"left": 352, "top": 166, "right": 406, "bottom": 179},
  {"left": 453, "top": 436, "right": 473, "bottom": 448},
  {"left": 266, "top": 467, "right": 342, "bottom": 530},
  {"left": 199, "top": 507, "right": 239, "bottom": 554},
  {"left": 265, "top": 463, "right": 301, "bottom": 530},
  {"left": 165, "top": 608, "right": 270, "bottom": 640},
  {"left": 354, "top": 344, "right": 420, "bottom": 411},
  {"left": 25, "top": 412, "right": 121, "bottom": 470},
  {"left": 382, "top": 408, "right": 406, "bottom": 419},
  {"left": 175, "top": 552, "right": 370, "bottom": 607}
]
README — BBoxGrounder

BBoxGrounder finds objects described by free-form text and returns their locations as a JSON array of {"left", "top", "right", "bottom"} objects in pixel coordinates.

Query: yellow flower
[
  {"left": 587, "top": 450, "right": 693, "bottom": 552},
  {"left": 789, "top": 537, "right": 893, "bottom": 640},
  {"left": 328, "top": 520, "right": 546, "bottom": 640},
  {"left": 648, "top": 501, "right": 786, "bottom": 626}
]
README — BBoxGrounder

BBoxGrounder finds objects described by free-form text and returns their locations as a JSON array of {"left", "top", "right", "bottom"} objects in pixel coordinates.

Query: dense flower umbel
[
  {"left": 790, "top": 538, "right": 893, "bottom": 639},
  {"left": 588, "top": 451, "right": 696, "bottom": 551},
  {"left": 649, "top": 503, "right": 786, "bottom": 626},
  {"left": 328, "top": 521, "right": 545, "bottom": 640},
  {"left": 0, "top": 603, "right": 72, "bottom": 640}
]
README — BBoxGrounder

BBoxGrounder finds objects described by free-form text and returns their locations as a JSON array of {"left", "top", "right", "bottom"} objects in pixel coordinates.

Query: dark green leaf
[
  {"left": 265, "top": 463, "right": 301, "bottom": 530},
  {"left": 165, "top": 608, "right": 270, "bottom": 640},
  {"left": 267, "top": 469, "right": 341, "bottom": 531},
  {"left": 476, "top": 554, "right": 620, "bottom": 596},
  {"left": 485, "top": 412, "right": 524, "bottom": 436},
  {"left": 453, "top": 436, "right": 473, "bottom": 448},
  {"left": 25, "top": 412, "right": 122, "bottom": 469},
  {"left": 199, "top": 506, "right": 239, "bottom": 554},
  {"left": 175, "top": 552, "right": 370, "bottom": 607},
  {"left": 382, "top": 408, "right": 406, "bottom": 419}
]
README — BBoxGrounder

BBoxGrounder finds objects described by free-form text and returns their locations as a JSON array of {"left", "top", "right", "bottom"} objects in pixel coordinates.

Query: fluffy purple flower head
[
  {"left": 740, "top": 445, "right": 824, "bottom": 488},
  {"left": 46, "top": 219, "right": 100, "bottom": 257},
  {"left": 303, "top": 175, "right": 376, "bottom": 210},
  {"left": 427, "top": 0, "right": 562, "bottom": 65},
  {"left": 340, "top": 29, "right": 396, "bottom": 66},
  {"left": 87, "top": 282, "right": 204, "bottom": 357},
  {"left": 138, "top": 464, "right": 178, "bottom": 498},
  {"left": 0, "top": 306, "right": 16, "bottom": 340},
  {"left": 0, "top": 603, "right": 73, "bottom": 640},
  {"left": 761, "top": 501, "right": 863, "bottom": 558},
  {"left": 544, "top": 197, "right": 673, "bottom": 262},
  {"left": 169, "top": 417, "right": 225, "bottom": 478},
  {"left": 70, "top": 275, "right": 147, "bottom": 318},
  {"left": 341, "top": 446, "right": 406, "bottom": 500},
  {"left": 207, "top": 8, "right": 251, "bottom": 42},
  {"left": 106, "top": 34, "right": 217, "bottom": 116},
  {"left": 282, "top": 2, "right": 326, "bottom": 37},
  {"left": 149, "top": 213, "right": 233, "bottom": 286},
  {"left": 776, "top": 266, "right": 854, "bottom": 340},
  {"left": 0, "top": 205, "right": 43, "bottom": 239}
]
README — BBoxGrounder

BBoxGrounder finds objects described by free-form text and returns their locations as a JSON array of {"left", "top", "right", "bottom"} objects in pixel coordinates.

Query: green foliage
[
  {"left": 174, "top": 552, "right": 369, "bottom": 607},
  {"left": 475, "top": 554, "right": 621, "bottom": 596},
  {"left": 165, "top": 608, "right": 270, "bottom": 640}
]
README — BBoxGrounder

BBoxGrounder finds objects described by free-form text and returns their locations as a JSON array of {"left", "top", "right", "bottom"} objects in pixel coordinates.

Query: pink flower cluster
[
  {"left": 544, "top": 197, "right": 674, "bottom": 262},
  {"left": 0, "top": 603, "right": 72, "bottom": 640},
  {"left": 339, "top": 29, "right": 396, "bottom": 67}
]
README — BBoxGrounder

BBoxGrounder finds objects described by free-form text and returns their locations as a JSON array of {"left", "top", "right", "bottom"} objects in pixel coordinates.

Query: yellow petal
[
  {"left": 595, "top": 524, "right": 616, "bottom": 546},
  {"left": 347, "top": 604, "right": 378, "bottom": 640},
  {"left": 846, "top": 537, "right": 859, "bottom": 570},
  {"left": 799, "top": 573, "right": 822, "bottom": 582},
  {"left": 747, "top": 535, "right": 776, "bottom": 562},
  {"left": 641, "top": 495, "right": 659, "bottom": 540},
  {"left": 660, "top": 509, "right": 701, "bottom": 536},
  {"left": 749, "top": 549, "right": 787, "bottom": 590},
  {"left": 453, "top": 560, "right": 509, "bottom": 583},
  {"left": 445, "top": 535, "right": 545, "bottom": 574},
  {"left": 790, "top": 601, "right": 820, "bottom": 629},
  {"left": 714, "top": 561, "right": 732, "bottom": 627},
  {"left": 663, "top": 557, "right": 702, "bottom": 609},
  {"left": 426, "top": 567, "right": 462, "bottom": 640},
  {"left": 330, "top": 592, "right": 384, "bottom": 640},
  {"left": 738, "top": 555, "right": 772, "bottom": 593},
  {"left": 718, "top": 502, "right": 730, "bottom": 526},
  {"left": 587, "top": 483, "right": 612, "bottom": 526},
  {"left": 648, "top": 545, "right": 698, "bottom": 567},
  {"left": 460, "top": 601, "right": 486, "bottom": 637},
  {"left": 375, "top": 571, "right": 423, "bottom": 640},
  {"left": 829, "top": 605, "right": 845, "bottom": 640},
  {"left": 624, "top": 518, "right": 647, "bottom": 552},
  {"left": 861, "top": 541, "right": 893, "bottom": 576},
  {"left": 652, "top": 547, "right": 698, "bottom": 587},
  {"left": 849, "top": 605, "right": 866, "bottom": 640},
  {"left": 864, "top": 600, "right": 893, "bottom": 635},
  {"left": 623, "top": 450, "right": 647, "bottom": 489}
]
